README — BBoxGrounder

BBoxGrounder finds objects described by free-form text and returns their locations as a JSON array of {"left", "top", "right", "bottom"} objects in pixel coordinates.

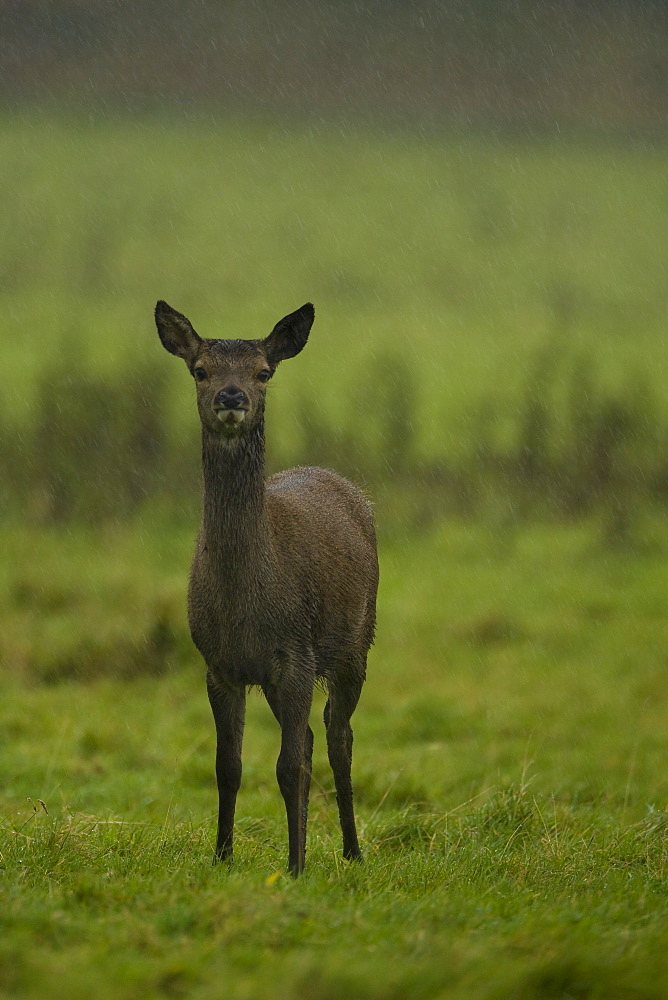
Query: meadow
[{"left": 1, "top": 115, "right": 667, "bottom": 998}]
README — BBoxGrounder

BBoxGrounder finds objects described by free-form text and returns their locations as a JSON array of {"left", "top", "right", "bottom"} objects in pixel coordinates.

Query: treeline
[
  {"left": 1, "top": 0, "right": 665, "bottom": 129},
  {"left": 2, "top": 342, "right": 666, "bottom": 538}
]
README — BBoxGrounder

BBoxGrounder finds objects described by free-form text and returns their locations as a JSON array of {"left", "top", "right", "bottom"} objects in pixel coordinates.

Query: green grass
[
  {"left": 2, "top": 516, "right": 668, "bottom": 998},
  {"left": 1, "top": 114, "right": 667, "bottom": 464},
  {"left": 1, "top": 112, "right": 668, "bottom": 997},
  {"left": 2, "top": 114, "right": 667, "bottom": 528}
]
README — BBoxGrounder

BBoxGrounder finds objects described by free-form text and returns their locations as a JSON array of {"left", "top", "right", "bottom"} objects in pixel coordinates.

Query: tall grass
[{"left": 1, "top": 116, "right": 665, "bottom": 534}]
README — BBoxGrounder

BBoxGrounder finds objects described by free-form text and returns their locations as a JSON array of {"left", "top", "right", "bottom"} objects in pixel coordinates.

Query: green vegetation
[
  {"left": 1, "top": 115, "right": 667, "bottom": 997},
  {"left": 2, "top": 517, "right": 668, "bottom": 998},
  {"left": 1, "top": 116, "right": 667, "bottom": 528}
]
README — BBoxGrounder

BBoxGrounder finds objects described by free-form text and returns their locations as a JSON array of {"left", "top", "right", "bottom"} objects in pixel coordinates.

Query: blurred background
[{"left": 0, "top": 0, "right": 666, "bottom": 675}]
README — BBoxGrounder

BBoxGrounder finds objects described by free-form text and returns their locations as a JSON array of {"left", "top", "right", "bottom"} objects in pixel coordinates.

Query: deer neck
[{"left": 200, "top": 421, "right": 271, "bottom": 582}]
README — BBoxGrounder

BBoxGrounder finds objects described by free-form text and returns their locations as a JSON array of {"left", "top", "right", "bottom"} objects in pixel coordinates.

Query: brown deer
[{"left": 155, "top": 300, "right": 378, "bottom": 875}]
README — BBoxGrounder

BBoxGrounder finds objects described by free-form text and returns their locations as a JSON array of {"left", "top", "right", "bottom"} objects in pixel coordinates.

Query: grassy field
[
  {"left": 2, "top": 114, "right": 667, "bottom": 529},
  {"left": 1, "top": 114, "right": 668, "bottom": 998},
  {"left": 1, "top": 114, "right": 667, "bottom": 446},
  {"left": 2, "top": 516, "right": 668, "bottom": 998}
]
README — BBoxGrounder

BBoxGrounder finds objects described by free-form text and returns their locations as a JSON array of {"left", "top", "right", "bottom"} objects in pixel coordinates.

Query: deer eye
[
  {"left": 193, "top": 366, "right": 207, "bottom": 382},
  {"left": 257, "top": 369, "right": 271, "bottom": 383}
]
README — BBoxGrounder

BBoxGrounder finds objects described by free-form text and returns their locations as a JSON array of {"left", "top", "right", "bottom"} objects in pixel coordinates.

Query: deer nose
[{"left": 214, "top": 387, "right": 247, "bottom": 410}]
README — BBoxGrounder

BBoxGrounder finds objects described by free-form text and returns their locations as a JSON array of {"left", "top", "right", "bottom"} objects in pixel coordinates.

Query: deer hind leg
[
  {"left": 263, "top": 668, "right": 314, "bottom": 877},
  {"left": 324, "top": 666, "right": 365, "bottom": 862}
]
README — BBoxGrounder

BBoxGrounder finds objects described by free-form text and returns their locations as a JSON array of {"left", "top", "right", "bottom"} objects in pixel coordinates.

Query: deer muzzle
[{"left": 213, "top": 387, "right": 249, "bottom": 426}]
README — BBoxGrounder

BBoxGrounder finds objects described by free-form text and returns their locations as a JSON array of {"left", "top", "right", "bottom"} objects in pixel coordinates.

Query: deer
[{"left": 154, "top": 300, "right": 378, "bottom": 876}]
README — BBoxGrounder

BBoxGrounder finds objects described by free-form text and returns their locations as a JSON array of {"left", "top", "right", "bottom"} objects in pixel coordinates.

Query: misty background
[
  {"left": 2, "top": 0, "right": 666, "bottom": 536},
  {"left": 1, "top": 0, "right": 666, "bottom": 130}
]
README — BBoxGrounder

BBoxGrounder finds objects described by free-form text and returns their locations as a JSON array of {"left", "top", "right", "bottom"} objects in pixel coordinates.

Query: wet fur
[{"left": 155, "top": 300, "right": 378, "bottom": 875}]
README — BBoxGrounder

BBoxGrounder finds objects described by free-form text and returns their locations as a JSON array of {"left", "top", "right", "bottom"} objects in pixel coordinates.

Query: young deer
[{"left": 155, "top": 300, "right": 378, "bottom": 875}]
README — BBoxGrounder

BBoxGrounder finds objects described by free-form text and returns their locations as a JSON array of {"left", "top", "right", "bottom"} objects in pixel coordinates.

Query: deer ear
[
  {"left": 262, "top": 303, "right": 314, "bottom": 365},
  {"left": 155, "top": 301, "right": 202, "bottom": 362}
]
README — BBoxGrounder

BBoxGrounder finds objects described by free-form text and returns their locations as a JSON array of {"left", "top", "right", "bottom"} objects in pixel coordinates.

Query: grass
[
  {"left": 3, "top": 803, "right": 666, "bottom": 1000},
  {"left": 2, "top": 515, "right": 668, "bottom": 998},
  {"left": 1, "top": 114, "right": 667, "bottom": 451},
  {"left": 2, "top": 114, "right": 666, "bottom": 528},
  {"left": 1, "top": 112, "right": 667, "bottom": 996}
]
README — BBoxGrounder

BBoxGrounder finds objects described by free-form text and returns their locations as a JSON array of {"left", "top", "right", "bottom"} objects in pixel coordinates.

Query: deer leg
[
  {"left": 324, "top": 674, "right": 364, "bottom": 862},
  {"left": 300, "top": 723, "right": 314, "bottom": 849},
  {"left": 263, "top": 677, "right": 313, "bottom": 877},
  {"left": 207, "top": 672, "right": 245, "bottom": 864}
]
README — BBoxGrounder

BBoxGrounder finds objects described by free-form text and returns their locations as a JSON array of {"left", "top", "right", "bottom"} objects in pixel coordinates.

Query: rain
[{"left": 1, "top": 1, "right": 667, "bottom": 996}]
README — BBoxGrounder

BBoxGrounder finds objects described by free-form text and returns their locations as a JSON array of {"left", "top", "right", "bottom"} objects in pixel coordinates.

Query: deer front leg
[
  {"left": 263, "top": 671, "right": 314, "bottom": 877},
  {"left": 207, "top": 672, "right": 245, "bottom": 864}
]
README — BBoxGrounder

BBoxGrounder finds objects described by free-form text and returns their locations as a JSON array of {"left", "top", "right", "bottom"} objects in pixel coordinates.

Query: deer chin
[{"left": 215, "top": 408, "right": 247, "bottom": 434}]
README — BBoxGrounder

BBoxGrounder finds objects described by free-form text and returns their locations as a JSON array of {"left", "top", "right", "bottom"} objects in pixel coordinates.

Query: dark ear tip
[
  {"left": 297, "top": 303, "right": 315, "bottom": 327},
  {"left": 155, "top": 300, "right": 171, "bottom": 317}
]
